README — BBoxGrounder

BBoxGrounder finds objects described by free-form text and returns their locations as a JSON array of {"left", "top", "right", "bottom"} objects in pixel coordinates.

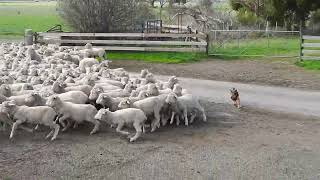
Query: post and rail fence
[
  {"left": 34, "top": 32, "right": 208, "bottom": 53},
  {"left": 300, "top": 35, "right": 320, "bottom": 61}
]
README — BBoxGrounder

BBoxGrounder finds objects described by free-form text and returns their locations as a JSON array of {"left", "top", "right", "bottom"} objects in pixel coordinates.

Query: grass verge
[
  {"left": 295, "top": 60, "right": 320, "bottom": 70},
  {"left": 106, "top": 51, "right": 207, "bottom": 63},
  {"left": 209, "top": 38, "right": 300, "bottom": 59}
]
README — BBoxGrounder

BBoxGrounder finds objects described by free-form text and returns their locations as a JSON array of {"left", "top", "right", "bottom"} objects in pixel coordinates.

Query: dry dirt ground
[
  {"left": 110, "top": 58, "right": 320, "bottom": 90},
  {"left": 1, "top": 101, "right": 320, "bottom": 180},
  {"left": 1, "top": 59, "right": 320, "bottom": 180}
]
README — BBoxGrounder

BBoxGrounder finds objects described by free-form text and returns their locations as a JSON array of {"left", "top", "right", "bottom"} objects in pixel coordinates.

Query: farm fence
[
  {"left": 300, "top": 35, "right": 320, "bottom": 60},
  {"left": 208, "top": 30, "right": 300, "bottom": 58},
  {"left": 35, "top": 32, "right": 208, "bottom": 53}
]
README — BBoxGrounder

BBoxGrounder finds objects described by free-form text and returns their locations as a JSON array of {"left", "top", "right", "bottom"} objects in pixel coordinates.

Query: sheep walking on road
[
  {"left": 3, "top": 101, "right": 60, "bottom": 141},
  {"left": 95, "top": 108, "right": 147, "bottom": 142},
  {"left": 46, "top": 96, "right": 100, "bottom": 134}
]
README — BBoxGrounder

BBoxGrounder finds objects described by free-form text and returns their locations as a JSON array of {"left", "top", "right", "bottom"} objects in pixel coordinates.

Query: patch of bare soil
[
  {"left": 110, "top": 58, "right": 320, "bottom": 90},
  {"left": 1, "top": 100, "right": 320, "bottom": 180}
]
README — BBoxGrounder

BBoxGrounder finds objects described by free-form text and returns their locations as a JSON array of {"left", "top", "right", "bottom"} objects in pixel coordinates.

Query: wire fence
[{"left": 208, "top": 30, "right": 301, "bottom": 58}]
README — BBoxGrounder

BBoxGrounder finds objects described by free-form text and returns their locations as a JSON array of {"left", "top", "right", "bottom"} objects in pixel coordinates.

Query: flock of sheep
[{"left": 0, "top": 42, "right": 206, "bottom": 142}]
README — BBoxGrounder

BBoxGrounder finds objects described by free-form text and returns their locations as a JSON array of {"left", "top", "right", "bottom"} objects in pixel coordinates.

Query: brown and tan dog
[{"left": 230, "top": 88, "right": 241, "bottom": 108}]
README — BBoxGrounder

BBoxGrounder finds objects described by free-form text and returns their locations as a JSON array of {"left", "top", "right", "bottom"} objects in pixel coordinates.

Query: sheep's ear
[
  {"left": 5, "top": 86, "right": 9, "bottom": 90},
  {"left": 145, "top": 93, "right": 149, "bottom": 97},
  {"left": 126, "top": 100, "right": 130, "bottom": 104}
]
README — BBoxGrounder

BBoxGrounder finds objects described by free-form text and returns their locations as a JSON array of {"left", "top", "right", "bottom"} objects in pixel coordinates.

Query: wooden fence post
[
  {"left": 206, "top": 33, "right": 209, "bottom": 55},
  {"left": 299, "top": 30, "right": 303, "bottom": 61}
]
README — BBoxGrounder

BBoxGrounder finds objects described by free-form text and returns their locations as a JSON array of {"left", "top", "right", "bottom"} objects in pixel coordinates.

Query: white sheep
[
  {"left": 96, "top": 94, "right": 125, "bottom": 112},
  {"left": 79, "top": 58, "right": 99, "bottom": 73},
  {"left": 52, "top": 81, "right": 92, "bottom": 96},
  {"left": 46, "top": 95, "right": 100, "bottom": 134},
  {"left": 95, "top": 108, "right": 147, "bottom": 142},
  {"left": 4, "top": 101, "right": 60, "bottom": 141},
  {"left": 118, "top": 93, "right": 177, "bottom": 132}
]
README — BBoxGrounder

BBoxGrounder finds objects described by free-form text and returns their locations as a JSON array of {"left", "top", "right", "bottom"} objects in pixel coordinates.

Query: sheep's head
[
  {"left": 168, "top": 76, "right": 179, "bottom": 89},
  {"left": 0, "top": 84, "right": 12, "bottom": 97},
  {"left": 22, "top": 83, "right": 34, "bottom": 90},
  {"left": 130, "top": 90, "right": 139, "bottom": 97},
  {"left": 85, "top": 43, "right": 93, "bottom": 49},
  {"left": 89, "top": 87, "right": 104, "bottom": 101},
  {"left": 31, "top": 77, "right": 43, "bottom": 85},
  {"left": 145, "top": 73, "right": 156, "bottom": 83},
  {"left": 138, "top": 90, "right": 149, "bottom": 99},
  {"left": 124, "top": 83, "right": 134, "bottom": 92},
  {"left": 3, "top": 100, "right": 17, "bottom": 111},
  {"left": 140, "top": 69, "right": 149, "bottom": 78},
  {"left": 25, "top": 92, "right": 41, "bottom": 106},
  {"left": 43, "top": 79, "right": 54, "bottom": 86},
  {"left": 46, "top": 95, "right": 62, "bottom": 107},
  {"left": 96, "top": 94, "right": 111, "bottom": 106},
  {"left": 118, "top": 99, "right": 131, "bottom": 109},
  {"left": 121, "top": 77, "right": 129, "bottom": 85},
  {"left": 52, "top": 81, "right": 66, "bottom": 93},
  {"left": 173, "top": 84, "right": 182, "bottom": 96},
  {"left": 147, "top": 84, "right": 159, "bottom": 96},
  {"left": 64, "top": 77, "right": 75, "bottom": 84},
  {"left": 94, "top": 108, "right": 110, "bottom": 121},
  {"left": 165, "top": 93, "right": 178, "bottom": 105}
]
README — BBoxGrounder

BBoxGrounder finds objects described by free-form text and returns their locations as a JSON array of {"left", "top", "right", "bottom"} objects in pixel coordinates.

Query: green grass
[
  {"left": 106, "top": 51, "right": 207, "bottom": 63},
  {"left": 0, "top": 1, "right": 69, "bottom": 38},
  {"left": 295, "top": 60, "right": 320, "bottom": 70},
  {"left": 210, "top": 37, "right": 300, "bottom": 59}
]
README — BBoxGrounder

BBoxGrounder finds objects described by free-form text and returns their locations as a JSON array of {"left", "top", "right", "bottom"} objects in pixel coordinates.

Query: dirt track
[
  {"left": 2, "top": 59, "right": 320, "bottom": 179},
  {"left": 1, "top": 101, "right": 320, "bottom": 180},
  {"left": 110, "top": 58, "right": 320, "bottom": 90}
]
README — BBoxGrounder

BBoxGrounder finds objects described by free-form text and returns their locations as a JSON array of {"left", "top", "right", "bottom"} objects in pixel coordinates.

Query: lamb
[
  {"left": 4, "top": 101, "right": 60, "bottom": 141},
  {"left": 0, "top": 103, "right": 34, "bottom": 133},
  {"left": 0, "top": 84, "right": 12, "bottom": 97},
  {"left": 166, "top": 93, "right": 188, "bottom": 126},
  {"left": 101, "top": 83, "right": 133, "bottom": 98},
  {"left": 162, "top": 76, "right": 179, "bottom": 90},
  {"left": 81, "top": 43, "right": 106, "bottom": 60},
  {"left": 52, "top": 81, "right": 92, "bottom": 96},
  {"left": 173, "top": 94, "right": 206, "bottom": 124},
  {"left": 26, "top": 47, "right": 42, "bottom": 62},
  {"left": 140, "top": 69, "right": 149, "bottom": 78},
  {"left": 46, "top": 96, "right": 100, "bottom": 134},
  {"left": 96, "top": 94, "right": 125, "bottom": 112},
  {"left": 118, "top": 93, "right": 177, "bottom": 132},
  {"left": 79, "top": 58, "right": 99, "bottom": 73},
  {"left": 54, "top": 91, "right": 89, "bottom": 104},
  {"left": 94, "top": 108, "right": 147, "bottom": 142},
  {"left": 9, "top": 83, "right": 33, "bottom": 92}
]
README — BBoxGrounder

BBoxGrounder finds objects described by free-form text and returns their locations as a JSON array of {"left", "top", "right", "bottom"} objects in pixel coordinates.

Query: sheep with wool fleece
[
  {"left": 46, "top": 95, "right": 100, "bottom": 134},
  {"left": 95, "top": 108, "right": 147, "bottom": 142},
  {"left": 4, "top": 101, "right": 60, "bottom": 141}
]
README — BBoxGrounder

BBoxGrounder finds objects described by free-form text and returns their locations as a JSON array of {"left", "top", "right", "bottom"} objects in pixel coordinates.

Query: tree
[
  {"left": 58, "top": 0, "right": 154, "bottom": 32},
  {"left": 230, "top": 0, "right": 320, "bottom": 29}
]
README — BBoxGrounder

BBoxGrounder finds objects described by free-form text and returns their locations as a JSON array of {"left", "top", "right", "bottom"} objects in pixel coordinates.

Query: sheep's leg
[
  {"left": 46, "top": 130, "right": 54, "bottom": 139},
  {"left": 130, "top": 123, "right": 142, "bottom": 142},
  {"left": 34, "top": 124, "right": 39, "bottom": 131},
  {"left": 190, "top": 113, "right": 196, "bottom": 124},
  {"left": 176, "top": 115, "right": 180, "bottom": 126},
  {"left": 183, "top": 109, "right": 188, "bottom": 126},
  {"left": 10, "top": 120, "right": 23, "bottom": 139},
  {"left": 200, "top": 108, "right": 207, "bottom": 122},
  {"left": 89, "top": 119, "right": 100, "bottom": 135},
  {"left": 170, "top": 112, "right": 175, "bottom": 125},
  {"left": 161, "top": 114, "right": 168, "bottom": 126},
  {"left": 73, "top": 122, "right": 78, "bottom": 129},
  {"left": 58, "top": 115, "right": 68, "bottom": 131},
  {"left": 51, "top": 124, "right": 60, "bottom": 141},
  {"left": 151, "top": 111, "right": 160, "bottom": 132},
  {"left": 116, "top": 123, "right": 130, "bottom": 136}
]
